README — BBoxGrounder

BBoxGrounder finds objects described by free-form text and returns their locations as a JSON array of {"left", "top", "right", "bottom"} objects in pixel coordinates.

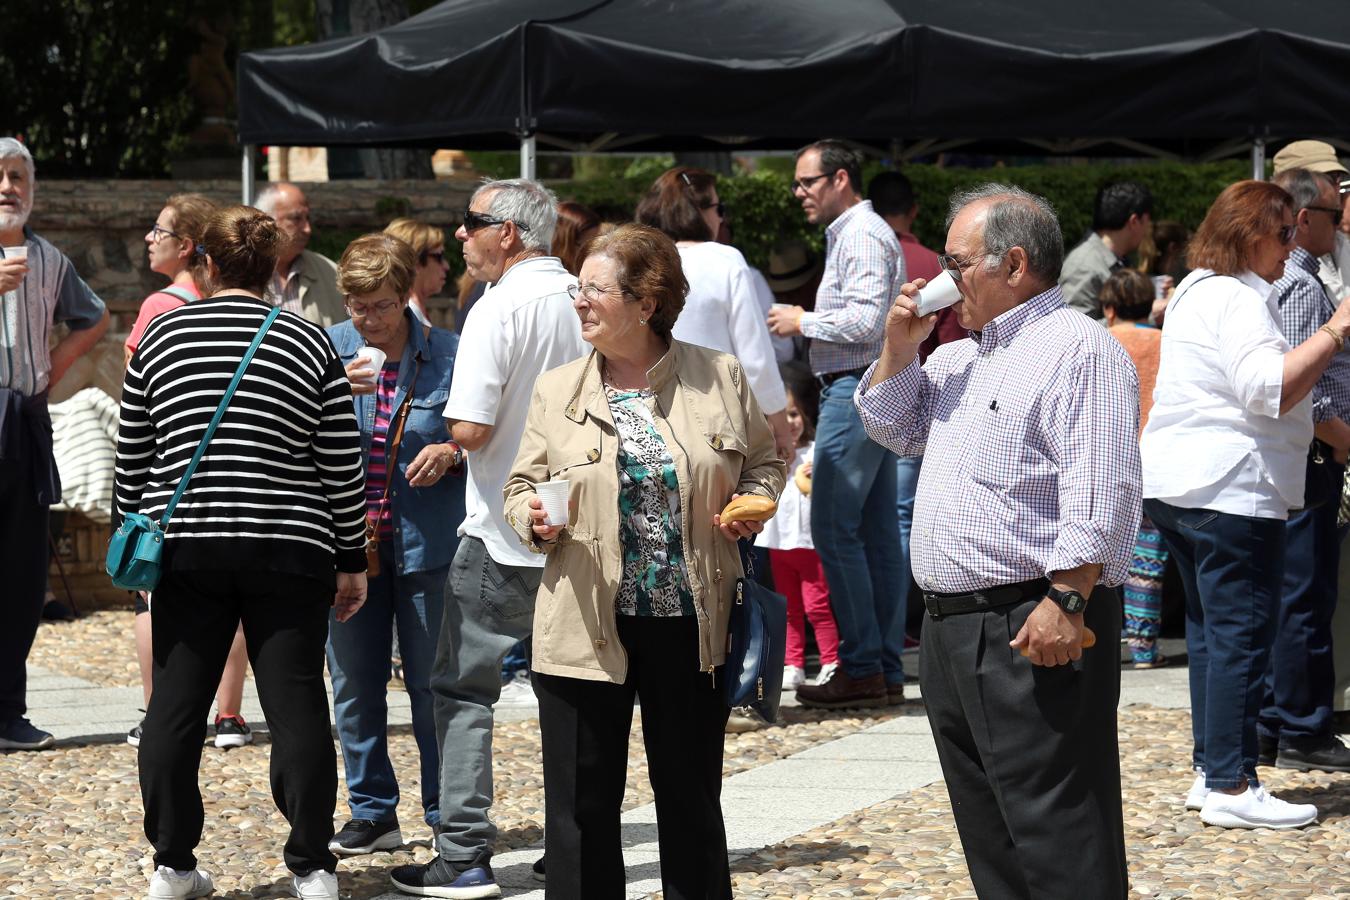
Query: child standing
[{"left": 757, "top": 369, "right": 840, "bottom": 689}]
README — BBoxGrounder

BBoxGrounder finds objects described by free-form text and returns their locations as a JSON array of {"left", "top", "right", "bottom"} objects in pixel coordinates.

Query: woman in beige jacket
[{"left": 504, "top": 224, "right": 784, "bottom": 899}]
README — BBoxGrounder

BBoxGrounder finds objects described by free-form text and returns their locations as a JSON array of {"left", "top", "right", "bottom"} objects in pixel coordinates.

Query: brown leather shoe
[
  {"left": 886, "top": 681, "right": 905, "bottom": 705},
  {"left": 796, "top": 670, "right": 887, "bottom": 709}
]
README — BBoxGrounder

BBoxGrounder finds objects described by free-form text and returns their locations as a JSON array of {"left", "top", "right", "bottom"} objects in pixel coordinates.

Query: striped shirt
[
  {"left": 800, "top": 200, "right": 906, "bottom": 375},
  {"left": 115, "top": 294, "right": 367, "bottom": 578},
  {"left": 1275, "top": 246, "right": 1350, "bottom": 424},
  {"left": 1, "top": 230, "right": 106, "bottom": 396},
  {"left": 855, "top": 286, "right": 1142, "bottom": 593}
]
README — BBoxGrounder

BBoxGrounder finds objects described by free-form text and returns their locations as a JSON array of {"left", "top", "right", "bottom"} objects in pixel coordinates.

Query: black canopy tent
[{"left": 235, "top": 0, "right": 1350, "bottom": 197}]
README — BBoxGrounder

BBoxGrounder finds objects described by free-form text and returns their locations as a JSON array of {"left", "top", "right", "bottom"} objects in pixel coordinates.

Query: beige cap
[
  {"left": 765, "top": 240, "right": 823, "bottom": 293},
  {"left": 1272, "top": 140, "right": 1348, "bottom": 176}
]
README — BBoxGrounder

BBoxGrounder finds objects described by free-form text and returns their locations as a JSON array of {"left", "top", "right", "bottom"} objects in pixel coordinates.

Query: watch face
[{"left": 1062, "top": 592, "right": 1086, "bottom": 613}]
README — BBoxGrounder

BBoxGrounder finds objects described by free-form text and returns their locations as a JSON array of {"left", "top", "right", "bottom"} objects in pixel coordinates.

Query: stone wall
[{"left": 34, "top": 177, "right": 476, "bottom": 609}]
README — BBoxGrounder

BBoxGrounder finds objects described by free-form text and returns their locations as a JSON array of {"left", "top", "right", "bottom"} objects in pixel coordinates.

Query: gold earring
[{"left": 639, "top": 318, "right": 647, "bottom": 326}]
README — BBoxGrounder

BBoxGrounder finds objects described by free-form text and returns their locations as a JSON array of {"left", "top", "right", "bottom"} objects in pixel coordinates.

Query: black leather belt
[
  {"left": 815, "top": 366, "right": 868, "bottom": 389},
  {"left": 923, "top": 578, "right": 1050, "bottom": 619}
]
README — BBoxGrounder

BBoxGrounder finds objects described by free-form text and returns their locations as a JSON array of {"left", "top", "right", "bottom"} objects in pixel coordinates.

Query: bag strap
[
  {"left": 367, "top": 356, "right": 423, "bottom": 539},
  {"left": 1167, "top": 272, "right": 1221, "bottom": 312},
  {"left": 158, "top": 285, "right": 197, "bottom": 304},
  {"left": 160, "top": 305, "right": 282, "bottom": 529}
]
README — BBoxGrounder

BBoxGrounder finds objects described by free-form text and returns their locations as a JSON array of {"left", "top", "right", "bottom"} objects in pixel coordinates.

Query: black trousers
[
  {"left": 534, "top": 615, "right": 732, "bottom": 900},
  {"left": 0, "top": 456, "right": 48, "bottom": 722},
  {"left": 139, "top": 567, "right": 338, "bottom": 875},
  {"left": 920, "top": 586, "right": 1127, "bottom": 900}
]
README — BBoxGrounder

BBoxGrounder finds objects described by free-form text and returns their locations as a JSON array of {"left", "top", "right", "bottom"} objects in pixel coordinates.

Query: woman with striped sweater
[{"left": 115, "top": 205, "right": 367, "bottom": 900}]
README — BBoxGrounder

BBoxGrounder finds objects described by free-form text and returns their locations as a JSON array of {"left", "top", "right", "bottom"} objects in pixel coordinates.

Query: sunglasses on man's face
[{"left": 462, "top": 209, "right": 530, "bottom": 234}]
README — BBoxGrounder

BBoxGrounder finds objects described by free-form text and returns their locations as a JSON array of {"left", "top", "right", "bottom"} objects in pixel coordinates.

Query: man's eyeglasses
[
  {"left": 462, "top": 209, "right": 530, "bottom": 234},
  {"left": 789, "top": 172, "right": 833, "bottom": 194},
  {"left": 1307, "top": 205, "right": 1345, "bottom": 227},
  {"left": 1276, "top": 224, "right": 1297, "bottom": 245},
  {"left": 345, "top": 299, "right": 401, "bottom": 318},
  {"left": 937, "top": 251, "right": 993, "bottom": 283},
  {"left": 567, "top": 282, "right": 630, "bottom": 303},
  {"left": 422, "top": 249, "right": 447, "bottom": 264},
  {"left": 149, "top": 224, "right": 183, "bottom": 242}
]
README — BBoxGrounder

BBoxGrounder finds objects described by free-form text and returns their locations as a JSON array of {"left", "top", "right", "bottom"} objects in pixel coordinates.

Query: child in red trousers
[{"left": 756, "top": 374, "right": 840, "bottom": 689}]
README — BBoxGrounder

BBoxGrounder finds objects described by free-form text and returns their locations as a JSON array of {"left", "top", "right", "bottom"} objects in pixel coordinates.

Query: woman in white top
[
  {"left": 636, "top": 167, "right": 793, "bottom": 458},
  {"left": 1140, "top": 180, "right": 1350, "bottom": 830}
]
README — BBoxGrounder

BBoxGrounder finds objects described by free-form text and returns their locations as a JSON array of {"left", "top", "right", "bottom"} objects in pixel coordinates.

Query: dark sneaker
[
  {"left": 127, "top": 719, "right": 144, "bottom": 748},
  {"left": 1258, "top": 732, "right": 1277, "bottom": 768},
  {"left": 1277, "top": 736, "right": 1350, "bottom": 773},
  {"left": 531, "top": 854, "right": 545, "bottom": 883},
  {"left": 213, "top": 715, "right": 253, "bottom": 749},
  {"left": 0, "top": 717, "right": 54, "bottom": 751},
  {"left": 328, "top": 818, "right": 403, "bottom": 855},
  {"left": 796, "top": 670, "right": 887, "bottom": 710},
  {"left": 389, "top": 856, "right": 500, "bottom": 898},
  {"left": 885, "top": 681, "right": 906, "bottom": 705}
]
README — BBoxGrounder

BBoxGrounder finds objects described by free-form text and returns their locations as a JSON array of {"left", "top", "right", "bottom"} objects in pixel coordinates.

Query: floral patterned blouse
[{"left": 606, "top": 385, "right": 696, "bottom": 617}]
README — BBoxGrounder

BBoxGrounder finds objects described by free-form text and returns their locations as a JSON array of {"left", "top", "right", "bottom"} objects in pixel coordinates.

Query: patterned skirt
[{"left": 1123, "top": 514, "right": 1169, "bottom": 660}]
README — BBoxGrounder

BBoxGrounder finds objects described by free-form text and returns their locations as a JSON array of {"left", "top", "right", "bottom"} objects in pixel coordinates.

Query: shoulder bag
[
  {"left": 723, "top": 551, "right": 788, "bottom": 723},
  {"left": 106, "top": 306, "right": 282, "bottom": 591}
]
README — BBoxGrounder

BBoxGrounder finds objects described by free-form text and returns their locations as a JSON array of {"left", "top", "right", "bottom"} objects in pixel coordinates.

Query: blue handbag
[
  {"left": 723, "top": 554, "right": 788, "bottom": 723},
  {"left": 106, "top": 307, "right": 281, "bottom": 592}
]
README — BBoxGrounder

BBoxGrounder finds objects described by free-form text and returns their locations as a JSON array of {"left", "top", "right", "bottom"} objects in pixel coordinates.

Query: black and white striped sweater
[{"left": 114, "top": 294, "right": 367, "bottom": 579}]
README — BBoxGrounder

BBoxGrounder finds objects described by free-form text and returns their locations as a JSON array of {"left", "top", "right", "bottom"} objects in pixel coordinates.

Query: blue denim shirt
[{"left": 328, "top": 313, "right": 465, "bottom": 575}]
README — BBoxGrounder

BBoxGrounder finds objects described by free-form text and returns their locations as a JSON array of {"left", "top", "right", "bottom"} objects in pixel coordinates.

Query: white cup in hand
[
  {"left": 536, "top": 480, "right": 571, "bottom": 527},
  {"left": 2, "top": 246, "right": 28, "bottom": 261},
  {"left": 914, "top": 270, "right": 961, "bottom": 317},
  {"left": 356, "top": 346, "right": 386, "bottom": 385}
]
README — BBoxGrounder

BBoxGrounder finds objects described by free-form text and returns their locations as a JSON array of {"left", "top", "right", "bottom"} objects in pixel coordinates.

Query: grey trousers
[{"left": 431, "top": 535, "right": 541, "bottom": 863}]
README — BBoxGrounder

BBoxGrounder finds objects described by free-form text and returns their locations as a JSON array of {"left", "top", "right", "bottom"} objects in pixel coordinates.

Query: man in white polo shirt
[{"left": 390, "top": 179, "right": 584, "bottom": 898}]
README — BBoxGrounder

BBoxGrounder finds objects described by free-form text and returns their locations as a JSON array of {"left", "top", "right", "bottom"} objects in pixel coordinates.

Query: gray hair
[
  {"left": 1272, "top": 167, "right": 1327, "bottom": 214},
  {"left": 254, "top": 182, "right": 287, "bottom": 217},
  {"left": 0, "top": 138, "right": 35, "bottom": 181},
  {"left": 945, "top": 183, "right": 1064, "bottom": 283},
  {"left": 471, "top": 178, "right": 558, "bottom": 253}
]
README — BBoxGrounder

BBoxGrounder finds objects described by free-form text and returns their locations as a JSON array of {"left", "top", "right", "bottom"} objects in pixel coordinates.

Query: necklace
[{"left": 601, "top": 359, "right": 651, "bottom": 392}]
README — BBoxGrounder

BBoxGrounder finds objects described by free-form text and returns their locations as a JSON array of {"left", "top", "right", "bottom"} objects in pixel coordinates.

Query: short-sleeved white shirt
[{"left": 443, "top": 256, "right": 585, "bottom": 567}]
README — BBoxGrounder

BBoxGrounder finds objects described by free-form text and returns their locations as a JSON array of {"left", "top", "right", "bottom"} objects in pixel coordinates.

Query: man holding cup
[{"left": 0, "top": 137, "right": 108, "bottom": 751}]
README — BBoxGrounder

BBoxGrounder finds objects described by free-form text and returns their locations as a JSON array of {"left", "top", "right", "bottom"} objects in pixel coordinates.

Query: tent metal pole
[
  {"left": 520, "top": 134, "right": 537, "bottom": 180},
  {"left": 1251, "top": 138, "right": 1266, "bottom": 181},
  {"left": 242, "top": 144, "right": 257, "bottom": 205}
]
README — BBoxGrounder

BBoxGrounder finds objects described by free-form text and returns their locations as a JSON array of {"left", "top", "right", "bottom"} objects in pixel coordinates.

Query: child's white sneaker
[{"left": 782, "top": 665, "right": 806, "bottom": 690}]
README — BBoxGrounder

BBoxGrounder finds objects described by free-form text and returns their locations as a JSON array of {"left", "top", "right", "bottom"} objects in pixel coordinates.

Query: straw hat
[{"left": 765, "top": 240, "right": 822, "bottom": 292}]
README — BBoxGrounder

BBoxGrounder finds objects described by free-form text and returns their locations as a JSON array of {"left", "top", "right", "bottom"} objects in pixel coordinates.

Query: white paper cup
[
  {"left": 1151, "top": 275, "right": 1169, "bottom": 299},
  {"left": 536, "top": 480, "right": 571, "bottom": 527},
  {"left": 1, "top": 245, "right": 27, "bottom": 261},
  {"left": 914, "top": 270, "right": 962, "bottom": 317},
  {"left": 356, "top": 346, "right": 386, "bottom": 385}
]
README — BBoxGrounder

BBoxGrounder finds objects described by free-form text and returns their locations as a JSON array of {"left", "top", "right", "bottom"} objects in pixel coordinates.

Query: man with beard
[
  {"left": 0, "top": 137, "right": 108, "bottom": 750},
  {"left": 255, "top": 182, "right": 345, "bottom": 327}
]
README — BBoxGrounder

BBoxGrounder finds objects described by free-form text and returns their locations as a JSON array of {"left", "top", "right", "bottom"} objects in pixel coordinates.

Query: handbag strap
[
  {"left": 367, "top": 355, "right": 422, "bottom": 539},
  {"left": 158, "top": 285, "right": 197, "bottom": 304},
  {"left": 160, "top": 305, "right": 282, "bottom": 528}
]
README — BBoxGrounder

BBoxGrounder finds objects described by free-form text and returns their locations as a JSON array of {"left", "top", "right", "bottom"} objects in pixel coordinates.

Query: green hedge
[{"left": 309, "top": 159, "right": 1253, "bottom": 280}]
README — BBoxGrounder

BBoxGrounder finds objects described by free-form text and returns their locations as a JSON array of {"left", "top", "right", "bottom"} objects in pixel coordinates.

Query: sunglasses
[
  {"left": 1276, "top": 224, "right": 1296, "bottom": 245},
  {"left": 421, "top": 249, "right": 447, "bottom": 264},
  {"left": 1307, "top": 205, "right": 1345, "bottom": 227},
  {"left": 701, "top": 201, "right": 726, "bottom": 218},
  {"left": 462, "top": 209, "right": 530, "bottom": 234}
]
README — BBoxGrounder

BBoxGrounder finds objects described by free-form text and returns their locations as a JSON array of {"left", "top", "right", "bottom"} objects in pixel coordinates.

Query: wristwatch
[{"left": 1047, "top": 585, "right": 1087, "bottom": 614}]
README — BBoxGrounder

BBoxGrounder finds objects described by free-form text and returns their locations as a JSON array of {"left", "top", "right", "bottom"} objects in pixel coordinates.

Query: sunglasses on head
[{"left": 462, "top": 209, "right": 530, "bottom": 234}]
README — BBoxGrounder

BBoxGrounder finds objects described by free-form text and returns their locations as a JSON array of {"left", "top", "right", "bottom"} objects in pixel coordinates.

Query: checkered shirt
[
  {"left": 855, "top": 286, "right": 1142, "bottom": 593},
  {"left": 1275, "top": 246, "right": 1350, "bottom": 424},
  {"left": 801, "top": 200, "right": 906, "bottom": 375}
]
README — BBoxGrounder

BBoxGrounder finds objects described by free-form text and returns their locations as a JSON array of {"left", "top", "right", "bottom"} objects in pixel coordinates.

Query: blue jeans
[
  {"left": 500, "top": 638, "right": 530, "bottom": 681},
  {"left": 327, "top": 542, "right": 447, "bottom": 825},
  {"left": 432, "top": 535, "right": 540, "bottom": 863},
  {"left": 811, "top": 375, "right": 906, "bottom": 684},
  {"left": 1145, "top": 499, "right": 1285, "bottom": 789},
  {"left": 895, "top": 454, "right": 922, "bottom": 638},
  {"left": 1259, "top": 499, "right": 1341, "bottom": 744}
]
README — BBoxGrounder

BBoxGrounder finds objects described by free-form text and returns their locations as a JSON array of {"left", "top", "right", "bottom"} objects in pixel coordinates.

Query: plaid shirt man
[
  {"left": 801, "top": 200, "right": 906, "bottom": 375},
  {"left": 855, "top": 285, "right": 1142, "bottom": 593},
  {"left": 1276, "top": 245, "right": 1350, "bottom": 423}
]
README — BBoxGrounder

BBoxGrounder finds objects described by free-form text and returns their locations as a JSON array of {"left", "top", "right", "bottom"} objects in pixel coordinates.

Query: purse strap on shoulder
[{"left": 160, "top": 305, "right": 282, "bottom": 528}]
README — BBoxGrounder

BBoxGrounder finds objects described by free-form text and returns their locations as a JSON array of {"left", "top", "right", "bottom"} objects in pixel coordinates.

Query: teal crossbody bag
[{"left": 106, "top": 306, "right": 282, "bottom": 591}]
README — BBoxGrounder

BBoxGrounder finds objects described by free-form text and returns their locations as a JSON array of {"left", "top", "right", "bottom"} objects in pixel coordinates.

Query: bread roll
[
  {"left": 719, "top": 495, "right": 777, "bottom": 523},
  {"left": 793, "top": 463, "right": 812, "bottom": 496}
]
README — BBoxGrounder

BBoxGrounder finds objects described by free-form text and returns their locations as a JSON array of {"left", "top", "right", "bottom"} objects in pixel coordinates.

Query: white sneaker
[
  {"left": 494, "top": 670, "right": 537, "bottom": 708},
  {"left": 148, "top": 865, "right": 214, "bottom": 899},
  {"left": 782, "top": 665, "right": 806, "bottom": 690},
  {"left": 289, "top": 870, "right": 338, "bottom": 900},
  {"left": 1184, "top": 772, "right": 1209, "bottom": 811},
  {"left": 1199, "top": 783, "right": 1318, "bottom": 829},
  {"left": 814, "top": 662, "right": 838, "bottom": 686}
]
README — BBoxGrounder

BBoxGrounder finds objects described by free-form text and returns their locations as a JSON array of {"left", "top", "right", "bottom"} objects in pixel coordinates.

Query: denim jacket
[{"left": 328, "top": 313, "right": 465, "bottom": 575}]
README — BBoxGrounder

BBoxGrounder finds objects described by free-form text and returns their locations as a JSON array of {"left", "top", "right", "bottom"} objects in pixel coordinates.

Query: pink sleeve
[{"left": 125, "top": 294, "right": 188, "bottom": 353}]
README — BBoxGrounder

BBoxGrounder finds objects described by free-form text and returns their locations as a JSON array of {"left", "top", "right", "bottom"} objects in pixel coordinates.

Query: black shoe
[
  {"left": 1258, "top": 733, "right": 1277, "bottom": 767},
  {"left": 1277, "top": 736, "right": 1350, "bottom": 773},
  {"left": 531, "top": 854, "right": 545, "bottom": 883},
  {"left": 328, "top": 818, "right": 403, "bottom": 855},
  {"left": 0, "top": 717, "right": 54, "bottom": 751},
  {"left": 1333, "top": 710, "right": 1350, "bottom": 735},
  {"left": 41, "top": 599, "right": 75, "bottom": 621},
  {"left": 389, "top": 855, "right": 500, "bottom": 898}
]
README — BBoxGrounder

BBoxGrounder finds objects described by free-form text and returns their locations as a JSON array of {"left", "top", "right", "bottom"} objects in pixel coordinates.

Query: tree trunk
[{"left": 316, "top": 0, "right": 434, "bottom": 180}]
